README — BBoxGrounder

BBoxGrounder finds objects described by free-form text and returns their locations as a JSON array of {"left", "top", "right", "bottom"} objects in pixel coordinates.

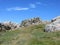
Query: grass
[{"left": 0, "top": 24, "right": 60, "bottom": 45}]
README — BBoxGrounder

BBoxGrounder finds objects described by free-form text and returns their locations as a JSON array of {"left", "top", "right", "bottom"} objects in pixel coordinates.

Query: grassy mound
[{"left": 0, "top": 24, "right": 60, "bottom": 45}]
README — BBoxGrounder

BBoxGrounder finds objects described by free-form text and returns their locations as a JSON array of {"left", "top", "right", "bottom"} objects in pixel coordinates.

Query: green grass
[
  {"left": 0, "top": 24, "right": 60, "bottom": 45},
  {"left": 0, "top": 30, "right": 21, "bottom": 45}
]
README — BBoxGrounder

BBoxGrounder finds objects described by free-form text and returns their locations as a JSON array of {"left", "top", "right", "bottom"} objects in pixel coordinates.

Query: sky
[{"left": 0, "top": 0, "right": 60, "bottom": 23}]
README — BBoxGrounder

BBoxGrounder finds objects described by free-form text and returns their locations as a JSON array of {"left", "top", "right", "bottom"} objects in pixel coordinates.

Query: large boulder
[{"left": 45, "top": 16, "right": 60, "bottom": 32}]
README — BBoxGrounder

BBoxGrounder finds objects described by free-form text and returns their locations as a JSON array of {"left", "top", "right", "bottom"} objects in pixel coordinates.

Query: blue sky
[{"left": 0, "top": 0, "right": 60, "bottom": 23}]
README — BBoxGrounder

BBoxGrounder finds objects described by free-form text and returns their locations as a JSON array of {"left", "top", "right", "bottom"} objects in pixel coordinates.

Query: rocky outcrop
[
  {"left": 45, "top": 16, "right": 60, "bottom": 32},
  {"left": 0, "top": 21, "right": 19, "bottom": 31},
  {"left": 20, "top": 17, "right": 42, "bottom": 27},
  {"left": 51, "top": 16, "right": 60, "bottom": 22},
  {"left": 1, "top": 16, "right": 60, "bottom": 32},
  {"left": 0, "top": 17, "right": 43, "bottom": 31}
]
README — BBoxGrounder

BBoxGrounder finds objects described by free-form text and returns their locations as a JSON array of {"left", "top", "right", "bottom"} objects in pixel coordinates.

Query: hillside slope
[{"left": 0, "top": 24, "right": 60, "bottom": 45}]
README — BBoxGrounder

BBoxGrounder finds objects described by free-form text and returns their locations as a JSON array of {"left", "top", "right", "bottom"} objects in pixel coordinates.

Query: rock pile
[
  {"left": 20, "top": 17, "right": 42, "bottom": 27},
  {"left": 45, "top": 16, "right": 60, "bottom": 32},
  {"left": 0, "top": 21, "right": 19, "bottom": 31}
]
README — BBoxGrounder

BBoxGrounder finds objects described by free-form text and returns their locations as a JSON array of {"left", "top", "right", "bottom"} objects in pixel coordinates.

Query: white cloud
[
  {"left": 36, "top": 2, "right": 42, "bottom": 5},
  {"left": 7, "top": 7, "right": 29, "bottom": 11},
  {"left": 29, "top": 4, "right": 36, "bottom": 8},
  {"left": 29, "top": 2, "right": 46, "bottom": 8},
  {"left": 36, "top": 2, "right": 47, "bottom": 6},
  {"left": 7, "top": 2, "right": 46, "bottom": 11}
]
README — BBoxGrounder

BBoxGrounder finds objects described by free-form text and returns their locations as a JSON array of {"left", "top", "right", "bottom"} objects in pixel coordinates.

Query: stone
[
  {"left": 45, "top": 16, "right": 60, "bottom": 32},
  {"left": 0, "top": 21, "right": 19, "bottom": 31},
  {"left": 20, "top": 17, "right": 42, "bottom": 27}
]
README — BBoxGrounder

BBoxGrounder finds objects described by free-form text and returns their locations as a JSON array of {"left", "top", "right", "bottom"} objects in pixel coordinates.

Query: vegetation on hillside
[{"left": 0, "top": 24, "right": 60, "bottom": 45}]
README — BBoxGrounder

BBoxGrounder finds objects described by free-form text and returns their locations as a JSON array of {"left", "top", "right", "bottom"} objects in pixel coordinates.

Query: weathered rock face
[
  {"left": 3, "top": 21, "right": 17, "bottom": 29},
  {"left": 20, "top": 17, "right": 42, "bottom": 27},
  {"left": 51, "top": 16, "right": 60, "bottom": 22},
  {"left": 45, "top": 16, "right": 60, "bottom": 32},
  {"left": 0, "top": 21, "right": 18, "bottom": 31}
]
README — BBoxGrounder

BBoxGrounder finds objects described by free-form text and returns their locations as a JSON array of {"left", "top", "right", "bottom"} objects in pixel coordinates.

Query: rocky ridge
[
  {"left": 0, "top": 17, "right": 44, "bottom": 31},
  {"left": 0, "top": 16, "right": 60, "bottom": 32}
]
